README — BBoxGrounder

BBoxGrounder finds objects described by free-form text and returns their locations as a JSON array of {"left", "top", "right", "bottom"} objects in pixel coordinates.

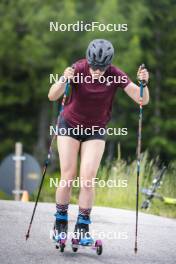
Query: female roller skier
[{"left": 48, "top": 39, "right": 150, "bottom": 248}]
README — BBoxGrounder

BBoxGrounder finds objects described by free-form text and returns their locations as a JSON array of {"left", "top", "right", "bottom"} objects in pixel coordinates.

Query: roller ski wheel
[
  {"left": 71, "top": 238, "right": 79, "bottom": 252},
  {"left": 95, "top": 240, "right": 103, "bottom": 255},
  {"left": 53, "top": 212, "right": 68, "bottom": 253},
  {"left": 54, "top": 237, "right": 66, "bottom": 252},
  {"left": 58, "top": 241, "right": 66, "bottom": 252}
]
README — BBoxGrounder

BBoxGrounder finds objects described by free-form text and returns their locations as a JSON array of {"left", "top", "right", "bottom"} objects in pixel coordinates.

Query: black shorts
[{"left": 57, "top": 114, "right": 106, "bottom": 142}]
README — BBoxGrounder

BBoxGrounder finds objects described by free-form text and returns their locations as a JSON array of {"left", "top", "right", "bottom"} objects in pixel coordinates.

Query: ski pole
[
  {"left": 134, "top": 63, "right": 146, "bottom": 253},
  {"left": 25, "top": 79, "right": 70, "bottom": 241}
]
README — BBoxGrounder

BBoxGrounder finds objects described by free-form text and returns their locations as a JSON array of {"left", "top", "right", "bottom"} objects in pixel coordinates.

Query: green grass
[
  {"left": 0, "top": 191, "right": 12, "bottom": 200},
  {"left": 1, "top": 151, "right": 176, "bottom": 218},
  {"left": 95, "top": 152, "right": 176, "bottom": 218}
]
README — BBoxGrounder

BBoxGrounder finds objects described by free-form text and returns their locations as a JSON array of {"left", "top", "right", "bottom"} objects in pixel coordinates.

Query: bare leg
[
  {"left": 79, "top": 140, "right": 105, "bottom": 208},
  {"left": 56, "top": 136, "right": 80, "bottom": 204}
]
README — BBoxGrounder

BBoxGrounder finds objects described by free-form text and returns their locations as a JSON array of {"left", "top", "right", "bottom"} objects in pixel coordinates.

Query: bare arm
[
  {"left": 48, "top": 79, "right": 66, "bottom": 101},
  {"left": 124, "top": 66, "right": 150, "bottom": 105},
  {"left": 124, "top": 82, "right": 150, "bottom": 105},
  {"left": 48, "top": 67, "right": 74, "bottom": 101}
]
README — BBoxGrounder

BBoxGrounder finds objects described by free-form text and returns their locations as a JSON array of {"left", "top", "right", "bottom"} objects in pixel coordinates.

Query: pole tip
[
  {"left": 25, "top": 233, "right": 29, "bottom": 241},
  {"left": 134, "top": 247, "right": 138, "bottom": 254}
]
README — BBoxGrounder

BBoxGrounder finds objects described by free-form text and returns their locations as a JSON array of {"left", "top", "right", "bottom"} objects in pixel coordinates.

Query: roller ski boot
[
  {"left": 52, "top": 211, "right": 68, "bottom": 252},
  {"left": 71, "top": 215, "right": 103, "bottom": 255}
]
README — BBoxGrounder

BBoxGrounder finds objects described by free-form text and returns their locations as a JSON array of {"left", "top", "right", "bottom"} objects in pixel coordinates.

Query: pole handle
[
  {"left": 139, "top": 63, "right": 147, "bottom": 97},
  {"left": 139, "top": 63, "right": 147, "bottom": 87}
]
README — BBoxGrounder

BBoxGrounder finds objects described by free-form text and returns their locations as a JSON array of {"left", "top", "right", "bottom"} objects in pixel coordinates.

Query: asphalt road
[{"left": 0, "top": 200, "right": 176, "bottom": 264}]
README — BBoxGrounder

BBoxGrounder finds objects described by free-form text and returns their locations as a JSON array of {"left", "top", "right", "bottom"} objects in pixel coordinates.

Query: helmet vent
[
  {"left": 99, "top": 48, "right": 103, "bottom": 57},
  {"left": 102, "top": 55, "right": 108, "bottom": 64},
  {"left": 109, "top": 55, "right": 112, "bottom": 61}
]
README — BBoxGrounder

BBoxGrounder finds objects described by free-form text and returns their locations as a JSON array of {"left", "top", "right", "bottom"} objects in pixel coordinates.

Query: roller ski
[
  {"left": 52, "top": 212, "right": 68, "bottom": 252},
  {"left": 71, "top": 215, "right": 103, "bottom": 255}
]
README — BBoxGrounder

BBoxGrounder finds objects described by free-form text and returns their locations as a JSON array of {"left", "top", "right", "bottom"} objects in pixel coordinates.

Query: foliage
[{"left": 0, "top": 0, "right": 175, "bottom": 163}]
